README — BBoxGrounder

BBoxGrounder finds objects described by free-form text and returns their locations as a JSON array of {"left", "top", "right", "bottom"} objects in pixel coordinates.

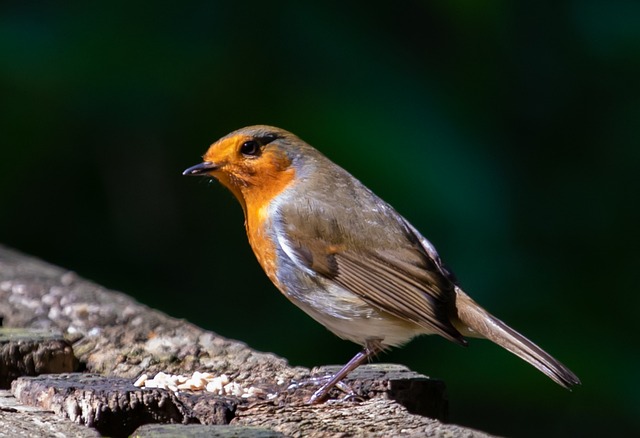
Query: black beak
[{"left": 182, "top": 162, "right": 218, "bottom": 176}]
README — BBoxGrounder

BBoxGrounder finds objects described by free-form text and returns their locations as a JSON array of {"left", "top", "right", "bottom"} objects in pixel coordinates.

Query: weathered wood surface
[
  {"left": 313, "top": 363, "right": 449, "bottom": 420},
  {"left": 234, "top": 398, "right": 494, "bottom": 438},
  {"left": 0, "top": 389, "right": 101, "bottom": 438},
  {"left": 11, "top": 374, "right": 203, "bottom": 437},
  {"left": 134, "top": 424, "right": 287, "bottom": 437},
  {"left": 0, "top": 244, "right": 495, "bottom": 437},
  {"left": 0, "top": 328, "right": 77, "bottom": 388}
]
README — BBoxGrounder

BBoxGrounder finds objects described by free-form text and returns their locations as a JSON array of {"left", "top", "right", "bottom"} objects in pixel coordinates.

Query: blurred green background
[{"left": 1, "top": 1, "right": 638, "bottom": 436}]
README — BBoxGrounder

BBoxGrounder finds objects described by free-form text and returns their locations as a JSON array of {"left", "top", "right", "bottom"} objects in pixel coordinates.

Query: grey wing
[{"left": 276, "top": 201, "right": 466, "bottom": 345}]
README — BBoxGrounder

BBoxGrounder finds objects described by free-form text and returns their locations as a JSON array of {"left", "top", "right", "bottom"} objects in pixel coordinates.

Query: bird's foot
[
  {"left": 287, "top": 374, "right": 359, "bottom": 404},
  {"left": 307, "top": 376, "right": 359, "bottom": 404}
]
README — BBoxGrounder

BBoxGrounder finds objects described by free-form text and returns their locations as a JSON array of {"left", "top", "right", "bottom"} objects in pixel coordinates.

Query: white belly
[{"left": 280, "top": 281, "right": 429, "bottom": 348}]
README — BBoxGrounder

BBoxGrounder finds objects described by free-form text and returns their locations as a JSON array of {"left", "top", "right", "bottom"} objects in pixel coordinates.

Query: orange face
[
  {"left": 199, "top": 133, "right": 296, "bottom": 219},
  {"left": 185, "top": 130, "right": 299, "bottom": 286}
]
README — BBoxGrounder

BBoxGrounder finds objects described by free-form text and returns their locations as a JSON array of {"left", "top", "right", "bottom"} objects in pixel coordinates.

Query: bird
[{"left": 183, "top": 125, "right": 580, "bottom": 403}]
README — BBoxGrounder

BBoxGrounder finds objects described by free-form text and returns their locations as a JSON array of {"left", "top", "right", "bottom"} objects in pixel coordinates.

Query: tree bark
[{"left": 0, "top": 245, "right": 494, "bottom": 437}]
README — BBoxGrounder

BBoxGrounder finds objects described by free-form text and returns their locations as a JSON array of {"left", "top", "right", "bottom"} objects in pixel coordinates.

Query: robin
[{"left": 183, "top": 125, "right": 580, "bottom": 403}]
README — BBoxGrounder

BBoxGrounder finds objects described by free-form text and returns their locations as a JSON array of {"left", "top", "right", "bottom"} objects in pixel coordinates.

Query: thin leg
[{"left": 307, "top": 343, "right": 380, "bottom": 404}]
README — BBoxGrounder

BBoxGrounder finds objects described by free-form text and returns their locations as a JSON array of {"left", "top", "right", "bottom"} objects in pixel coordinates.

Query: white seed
[{"left": 133, "top": 374, "right": 148, "bottom": 387}]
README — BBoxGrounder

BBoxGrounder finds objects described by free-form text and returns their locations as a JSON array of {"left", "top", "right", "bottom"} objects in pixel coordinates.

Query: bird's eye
[{"left": 240, "top": 140, "right": 261, "bottom": 157}]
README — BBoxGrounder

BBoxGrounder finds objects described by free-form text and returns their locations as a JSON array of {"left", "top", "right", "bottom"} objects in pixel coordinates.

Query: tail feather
[{"left": 454, "top": 287, "right": 581, "bottom": 388}]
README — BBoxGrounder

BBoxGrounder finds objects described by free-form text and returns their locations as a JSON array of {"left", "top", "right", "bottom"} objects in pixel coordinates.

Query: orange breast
[{"left": 242, "top": 163, "right": 296, "bottom": 287}]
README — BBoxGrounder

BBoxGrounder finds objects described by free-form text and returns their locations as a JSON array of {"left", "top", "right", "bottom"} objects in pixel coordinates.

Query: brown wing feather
[
  {"left": 283, "top": 227, "right": 466, "bottom": 345},
  {"left": 331, "top": 251, "right": 466, "bottom": 344}
]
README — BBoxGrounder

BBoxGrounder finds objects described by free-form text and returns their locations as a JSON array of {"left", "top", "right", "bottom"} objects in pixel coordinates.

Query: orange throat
[
  {"left": 216, "top": 153, "right": 296, "bottom": 287},
  {"left": 244, "top": 168, "right": 295, "bottom": 287}
]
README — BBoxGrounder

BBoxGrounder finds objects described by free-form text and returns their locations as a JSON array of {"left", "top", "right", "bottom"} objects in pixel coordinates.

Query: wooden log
[
  {"left": 0, "top": 328, "right": 77, "bottom": 388},
  {"left": 0, "top": 389, "right": 100, "bottom": 437},
  {"left": 0, "top": 244, "right": 495, "bottom": 437}
]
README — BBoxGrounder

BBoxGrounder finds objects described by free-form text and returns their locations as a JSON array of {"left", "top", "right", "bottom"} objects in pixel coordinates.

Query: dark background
[{"left": 1, "top": 1, "right": 638, "bottom": 436}]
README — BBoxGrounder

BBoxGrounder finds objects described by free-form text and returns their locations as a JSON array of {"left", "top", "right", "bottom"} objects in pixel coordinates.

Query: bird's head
[{"left": 183, "top": 125, "right": 303, "bottom": 215}]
